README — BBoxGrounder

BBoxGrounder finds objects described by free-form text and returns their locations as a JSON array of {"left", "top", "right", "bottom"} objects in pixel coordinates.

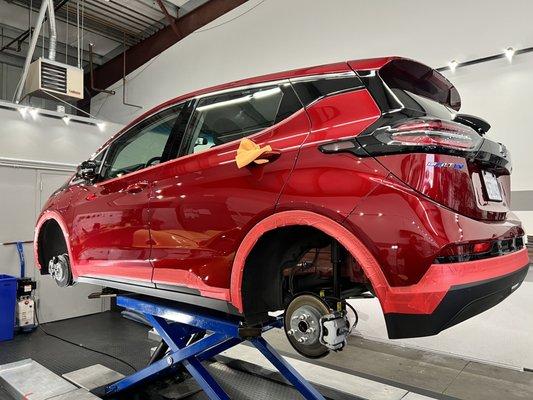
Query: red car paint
[{"left": 35, "top": 57, "right": 529, "bottom": 339}]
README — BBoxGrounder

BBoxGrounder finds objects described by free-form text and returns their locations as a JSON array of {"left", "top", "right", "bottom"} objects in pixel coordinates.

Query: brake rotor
[
  {"left": 48, "top": 254, "right": 72, "bottom": 287},
  {"left": 284, "top": 294, "right": 331, "bottom": 359}
]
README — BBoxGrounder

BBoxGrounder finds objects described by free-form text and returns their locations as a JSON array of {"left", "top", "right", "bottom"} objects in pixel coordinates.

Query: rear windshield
[
  {"left": 392, "top": 89, "right": 453, "bottom": 120},
  {"left": 380, "top": 59, "right": 461, "bottom": 111}
]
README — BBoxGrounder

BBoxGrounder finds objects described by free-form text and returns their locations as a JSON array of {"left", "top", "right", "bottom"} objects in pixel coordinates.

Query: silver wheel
[{"left": 48, "top": 254, "right": 72, "bottom": 287}]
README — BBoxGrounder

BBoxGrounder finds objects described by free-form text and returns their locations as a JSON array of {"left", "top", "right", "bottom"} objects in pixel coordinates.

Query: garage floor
[
  {"left": 0, "top": 313, "right": 309, "bottom": 400},
  {"left": 0, "top": 311, "right": 532, "bottom": 400},
  {"left": 262, "top": 330, "right": 533, "bottom": 400}
]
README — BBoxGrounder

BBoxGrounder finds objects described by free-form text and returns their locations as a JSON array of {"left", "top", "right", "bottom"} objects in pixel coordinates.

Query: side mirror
[{"left": 76, "top": 160, "right": 98, "bottom": 181}]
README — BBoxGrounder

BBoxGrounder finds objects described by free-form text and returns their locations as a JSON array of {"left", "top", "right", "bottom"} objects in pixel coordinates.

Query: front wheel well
[
  {"left": 37, "top": 219, "right": 68, "bottom": 275},
  {"left": 241, "top": 225, "right": 371, "bottom": 322}
]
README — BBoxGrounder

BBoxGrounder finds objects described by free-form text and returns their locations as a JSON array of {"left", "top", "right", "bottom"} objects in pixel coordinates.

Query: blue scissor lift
[{"left": 104, "top": 295, "right": 326, "bottom": 400}]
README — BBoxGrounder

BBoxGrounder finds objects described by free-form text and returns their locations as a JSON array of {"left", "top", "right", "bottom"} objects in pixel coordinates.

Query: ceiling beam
[
  {"left": 155, "top": 0, "right": 181, "bottom": 37},
  {"left": 0, "top": 22, "right": 104, "bottom": 66},
  {"left": 0, "top": 0, "right": 71, "bottom": 54},
  {"left": 80, "top": 0, "right": 248, "bottom": 108}
]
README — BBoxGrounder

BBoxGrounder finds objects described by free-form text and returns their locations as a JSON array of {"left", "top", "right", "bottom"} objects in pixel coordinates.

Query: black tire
[{"left": 48, "top": 253, "right": 73, "bottom": 287}]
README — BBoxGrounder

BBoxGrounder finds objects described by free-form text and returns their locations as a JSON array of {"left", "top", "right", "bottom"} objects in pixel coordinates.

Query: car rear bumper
[{"left": 382, "top": 249, "right": 530, "bottom": 339}]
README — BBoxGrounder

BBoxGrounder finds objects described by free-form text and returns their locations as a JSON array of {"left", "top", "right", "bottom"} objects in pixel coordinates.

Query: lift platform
[{"left": 100, "top": 295, "right": 326, "bottom": 400}]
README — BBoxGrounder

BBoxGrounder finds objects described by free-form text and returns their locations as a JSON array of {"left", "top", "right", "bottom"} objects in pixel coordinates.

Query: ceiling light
[
  {"left": 448, "top": 60, "right": 458, "bottom": 72},
  {"left": 97, "top": 122, "right": 106, "bottom": 131},
  {"left": 62, "top": 115, "right": 71, "bottom": 125},
  {"left": 29, "top": 108, "right": 39, "bottom": 119},
  {"left": 18, "top": 107, "right": 28, "bottom": 118},
  {"left": 504, "top": 47, "right": 516, "bottom": 62},
  {"left": 196, "top": 95, "right": 251, "bottom": 112}
]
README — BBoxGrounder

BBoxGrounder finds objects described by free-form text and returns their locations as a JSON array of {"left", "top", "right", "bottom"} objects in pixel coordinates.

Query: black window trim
[
  {"left": 160, "top": 99, "right": 195, "bottom": 162},
  {"left": 96, "top": 100, "right": 190, "bottom": 183}
]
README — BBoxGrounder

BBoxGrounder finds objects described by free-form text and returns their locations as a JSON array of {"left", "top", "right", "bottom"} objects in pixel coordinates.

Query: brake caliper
[{"left": 320, "top": 311, "right": 350, "bottom": 351}]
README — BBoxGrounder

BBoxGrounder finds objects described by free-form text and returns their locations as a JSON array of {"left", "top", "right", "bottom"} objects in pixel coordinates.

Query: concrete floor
[
  {"left": 263, "top": 328, "right": 533, "bottom": 400},
  {"left": 348, "top": 266, "right": 533, "bottom": 370}
]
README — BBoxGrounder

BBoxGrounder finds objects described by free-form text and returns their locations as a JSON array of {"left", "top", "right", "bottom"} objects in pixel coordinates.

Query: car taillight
[
  {"left": 318, "top": 117, "right": 483, "bottom": 157},
  {"left": 376, "top": 118, "right": 482, "bottom": 151}
]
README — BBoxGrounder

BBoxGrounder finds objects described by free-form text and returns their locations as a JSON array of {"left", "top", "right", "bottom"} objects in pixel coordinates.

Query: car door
[
  {"left": 149, "top": 82, "right": 310, "bottom": 299},
  {"left": 68, "top": 103, "right": 185, "bottom": 284}
]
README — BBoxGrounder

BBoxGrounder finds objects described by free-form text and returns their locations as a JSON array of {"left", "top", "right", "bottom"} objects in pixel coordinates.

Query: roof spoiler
[
  {"left": 453, "top": 113, "right": 491, "bottom": 135},
  {"left": 349, "top": 58, "right": 461, "bottom": 111}
]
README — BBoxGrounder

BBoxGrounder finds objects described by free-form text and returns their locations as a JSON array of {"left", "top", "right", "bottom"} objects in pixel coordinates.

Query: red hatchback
[{"left": 35, "top": 57, "right": 529, "bottom": 356}]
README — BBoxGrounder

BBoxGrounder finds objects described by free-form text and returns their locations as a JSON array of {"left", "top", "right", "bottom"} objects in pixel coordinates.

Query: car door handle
[
  {"left": 259, "top": 149, "right": 281, "bottom": 162},
  {"left": 125, "top": 181, "right": 149, "bottom": 194}
]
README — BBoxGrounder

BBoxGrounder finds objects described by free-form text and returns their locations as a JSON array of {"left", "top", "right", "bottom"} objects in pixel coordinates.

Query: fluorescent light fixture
[
  {"left": 62, "top": 115, "right": 71, "bottom": 125},
  {"left": 97, "top": 122, "right": 106, "bottom": 131},
  {"left": 18, "top": 107, "right": 28, "bottom": 118},
  {"left": 29, "top": 108, "right": 39, "bottom": 120},
  {"left": 448, "top": 60, "right": 459, "bottom": 72},
  {"left": 504, "top": 47, "right": 516, "bottom": 62}
]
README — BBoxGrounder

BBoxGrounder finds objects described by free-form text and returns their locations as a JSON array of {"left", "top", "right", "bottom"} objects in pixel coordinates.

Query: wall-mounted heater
[{"left": 23, "top": 58, "right": 84, "bottom": 101}]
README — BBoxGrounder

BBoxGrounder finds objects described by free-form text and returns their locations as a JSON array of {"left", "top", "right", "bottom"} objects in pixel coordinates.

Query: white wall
[
  {"left": 91, "top": 0, "right": 533, "bottom": 232},
  {"left": 441, "top": 57, "right": 533, "bottom": 232},
  {"left": 0, "top": 107, "right": 121, "bottom": 164},
  {"left": 0, "top": 106, "right": 122, "bottom": 322}
]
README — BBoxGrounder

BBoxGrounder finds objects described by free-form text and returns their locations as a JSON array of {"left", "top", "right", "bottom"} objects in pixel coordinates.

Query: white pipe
[
  {"left": 0, "top": 157, "right": 77, "bottom": 168},
  {"left": 14, "top": 0, "right": 49, "bottom": 103},
  {"left": 47, "top": 0, "right": 57, "bottom": 61},
  {"left": 0, "top": 157, "right": 77, "bottom": 172},
  {"left": 77, "top": 0, "right": 81, "bottom": 68},
  {"left": 0, "top": 163, "right": 75, "bottom": 173}
]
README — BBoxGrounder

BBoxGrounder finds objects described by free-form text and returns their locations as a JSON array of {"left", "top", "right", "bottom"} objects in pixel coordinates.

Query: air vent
[
  {"left": 22, "top": 58, "right": 84, "bottom": 100},
  {"left": 41, "top": 62, "right": 67, "bottom": 94}
]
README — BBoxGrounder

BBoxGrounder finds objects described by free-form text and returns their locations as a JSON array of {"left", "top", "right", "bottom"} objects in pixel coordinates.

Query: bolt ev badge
[{"left": 427, "top": 161, "right": 464, "bottom": 169}]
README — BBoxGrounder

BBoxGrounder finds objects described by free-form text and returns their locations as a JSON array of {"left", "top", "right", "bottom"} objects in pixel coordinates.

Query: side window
[
  {"left": 183, "top": 83, "right": 302, "bottom": 155},
  {"left": 101, "top": 104, "right": 184, "bottom": 180},
  {"left": 292, "top": 74, "right": 364, "bottom": 106}
]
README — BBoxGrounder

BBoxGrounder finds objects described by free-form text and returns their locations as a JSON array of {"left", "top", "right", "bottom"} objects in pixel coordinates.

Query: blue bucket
[{"left": 0, "top": 275, "right": 17, "bottom": 341}]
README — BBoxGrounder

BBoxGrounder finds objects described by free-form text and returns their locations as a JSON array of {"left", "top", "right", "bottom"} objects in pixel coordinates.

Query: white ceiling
[{"left": 0, "top": 0, "right": 121, "bottom": 57}]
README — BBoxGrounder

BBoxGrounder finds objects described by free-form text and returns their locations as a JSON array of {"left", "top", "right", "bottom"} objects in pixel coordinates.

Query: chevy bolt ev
[{"left": 35, "top": 57, "right": 529, "bottom": 358}]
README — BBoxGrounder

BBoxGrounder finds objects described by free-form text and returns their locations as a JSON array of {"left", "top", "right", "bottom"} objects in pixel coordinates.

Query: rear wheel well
[
  {"left": 37, "top": 220, "right": 68, "bottom": 275},
  {"left": 241, "top": 225, "right": 370, "bottom": 322}
]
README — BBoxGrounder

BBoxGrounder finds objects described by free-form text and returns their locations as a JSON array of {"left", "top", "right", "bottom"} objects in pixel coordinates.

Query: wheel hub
[
  {"left": 49, "top": 257, "right": 65, "bottom": 282},
  {"left": 284, "top": 294, "right": 331, "bottom": 358},
  {"left": 47, "top": 254, "right": 71, "bottom": 287},
  {"left": 287, "top": 305, "right": 321, "bottom": 345}
]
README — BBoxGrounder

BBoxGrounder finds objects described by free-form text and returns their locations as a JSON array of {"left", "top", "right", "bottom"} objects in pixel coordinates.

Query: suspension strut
[{"left": 331, "top": 240, "right": 343, "bottom": 311}]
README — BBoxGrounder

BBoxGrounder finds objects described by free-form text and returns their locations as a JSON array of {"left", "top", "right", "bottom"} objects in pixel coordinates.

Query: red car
[{"left": 35, "top": 57, "right": 529, "bottom": 355}]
